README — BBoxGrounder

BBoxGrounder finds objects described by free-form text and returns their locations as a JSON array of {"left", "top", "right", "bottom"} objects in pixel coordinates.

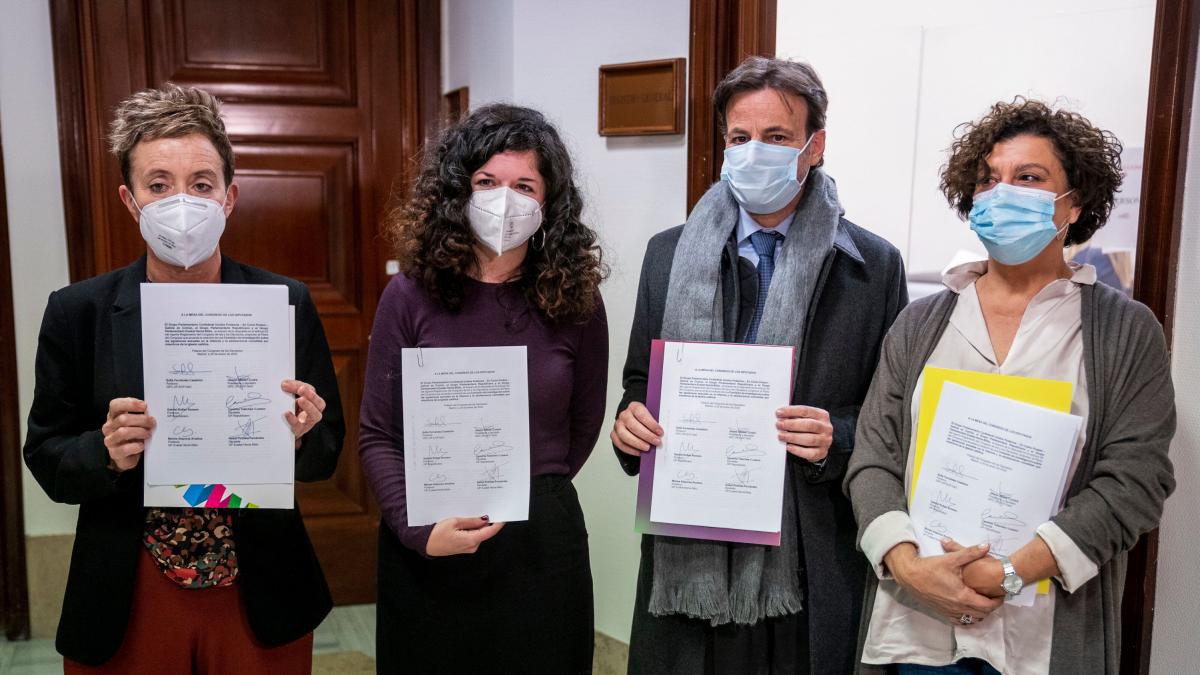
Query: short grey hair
[
  {"left": 107, "top": 83, "right": 235, "bottom": 188},
  {"left": 713, "top": 56, "right": 829, "bottom": 138}
]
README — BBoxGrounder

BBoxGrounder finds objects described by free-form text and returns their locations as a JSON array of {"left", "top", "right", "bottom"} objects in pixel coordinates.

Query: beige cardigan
[{"left": 844, "top": 281, "right": 1176, "bottom": 675}]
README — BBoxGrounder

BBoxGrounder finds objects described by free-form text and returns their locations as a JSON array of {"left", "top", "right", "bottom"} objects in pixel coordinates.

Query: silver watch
[{"left": 996, "top": 554, "right": 1023, "bottom": 599}]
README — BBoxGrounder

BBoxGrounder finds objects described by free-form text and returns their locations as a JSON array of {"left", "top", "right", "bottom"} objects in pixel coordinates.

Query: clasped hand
[{"left": 885, "top": 540, "right": 1005, "bottom": 625}]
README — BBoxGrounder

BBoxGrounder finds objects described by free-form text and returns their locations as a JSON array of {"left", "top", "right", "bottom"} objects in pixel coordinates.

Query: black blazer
[
  {"left": 23, "top": 255, "right": 345, "bottom": 666},
  {"left": 616, "top": 217, "right": 907, "bottom": 674}
]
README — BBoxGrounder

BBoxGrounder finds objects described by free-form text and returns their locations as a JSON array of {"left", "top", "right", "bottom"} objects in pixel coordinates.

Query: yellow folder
[{"left": 911, "top": 366, "right": 1075, "bottom": 595}]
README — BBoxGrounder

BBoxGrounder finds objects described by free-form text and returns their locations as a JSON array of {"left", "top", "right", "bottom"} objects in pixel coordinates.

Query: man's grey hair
[{"left": 713, "top": 56, "right": 829, "bottom": 139}]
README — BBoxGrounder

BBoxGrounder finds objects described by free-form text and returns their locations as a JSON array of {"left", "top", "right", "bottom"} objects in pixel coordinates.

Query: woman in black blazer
[{"left": 22, "top": 84, "right": 344, "bottom": 673}]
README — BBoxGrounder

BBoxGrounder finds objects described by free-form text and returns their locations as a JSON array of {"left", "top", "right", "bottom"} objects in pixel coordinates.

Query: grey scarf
[{"left": 649, "top": 170, "right": 841, "bottom": 626}]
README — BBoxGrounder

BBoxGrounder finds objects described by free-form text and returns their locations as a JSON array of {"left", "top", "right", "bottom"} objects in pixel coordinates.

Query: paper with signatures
[
  {"left": 143, "top": 307, "right": 296, "bottom": 509},
  {"left": 648, "top": 341, "right": 793, "bottom": 533},
  {"left": 909, "top": 381, "right": 1082, "bottom": 606},
  {"left": 141, "top": 284, "right": 295, "bottom": 487},
  {"left": 401, "top": 346, "right": 530, "bottom": 525}
]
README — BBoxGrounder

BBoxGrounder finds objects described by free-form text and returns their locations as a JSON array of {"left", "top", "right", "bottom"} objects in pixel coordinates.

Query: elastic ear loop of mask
[{"left": 1053, "top": 188, "right": 1076, "bottom": 236}]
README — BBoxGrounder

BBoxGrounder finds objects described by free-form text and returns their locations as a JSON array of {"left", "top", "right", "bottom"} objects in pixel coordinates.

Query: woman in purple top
[{"left": 358, "top": 104, "right": 609, "bottom": 673}]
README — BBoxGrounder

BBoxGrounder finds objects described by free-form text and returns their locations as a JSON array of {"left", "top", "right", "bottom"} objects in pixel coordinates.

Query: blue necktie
[{"left": 745, "top": 230, "right": 781, "bottom": 344}]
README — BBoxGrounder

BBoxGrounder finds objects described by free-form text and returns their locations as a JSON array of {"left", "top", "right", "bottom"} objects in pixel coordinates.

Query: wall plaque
[{"left": 598, "top": 58, "right": 685, "bottom": 136}]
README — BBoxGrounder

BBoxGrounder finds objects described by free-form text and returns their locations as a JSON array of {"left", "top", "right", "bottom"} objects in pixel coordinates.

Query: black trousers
[
  {"left": 627, "top": 535, "right": 811, "bottom": 675},
  {"left": 376, "top": 475, "right": 594, "bottom": 674}
]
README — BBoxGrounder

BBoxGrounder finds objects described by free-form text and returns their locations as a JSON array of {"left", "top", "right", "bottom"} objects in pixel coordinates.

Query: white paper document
[
  {"left": 910, "top": 382, "right": 1083, "bottom": 605},
  {"left": 143, "top": 307, "right": 297, "bottom": 509},
  {"left": 401, "top": 346, "right": 530, "bottom": 525},
  {"left": 141, "top": 284, "right": 295, "bottom": 486},
  {"left": 650, "top": 341, "right": 794, "bottom": 533}
]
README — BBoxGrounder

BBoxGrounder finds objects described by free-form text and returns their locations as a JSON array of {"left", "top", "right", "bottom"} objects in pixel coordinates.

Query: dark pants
[
  {"left": 627, "top": 536, "right": 811, "bottom": 675},
  {"left": 894, "top": 659, "right": 1001, "bottom": 675},
  {"left": 376, "top": 475, "right": 594, "bottom": 674}
]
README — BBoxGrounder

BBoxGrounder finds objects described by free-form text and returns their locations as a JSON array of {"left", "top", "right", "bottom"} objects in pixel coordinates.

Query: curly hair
[
  {"left": 386, "top": 104, "right": 606, "bottom": 323},
  {"left": 940, "top": 98, "right": 1124, "bottom": 246},
  {"left": 108, "top": 83, "right": 234, "bottom": 188}
]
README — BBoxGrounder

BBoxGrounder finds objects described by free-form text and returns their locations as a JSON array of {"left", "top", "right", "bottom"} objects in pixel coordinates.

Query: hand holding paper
[
  {"left": 102, "top": 397, "right": 156, "bottom": 472},
  {"left": 281, "top": 379, "right": 326, "bottom": 447}
]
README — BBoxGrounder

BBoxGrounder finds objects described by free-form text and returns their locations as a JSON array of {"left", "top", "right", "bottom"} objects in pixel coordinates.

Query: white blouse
[{"left": 858, "top": 261, "right": 1101, "bottom": 675}]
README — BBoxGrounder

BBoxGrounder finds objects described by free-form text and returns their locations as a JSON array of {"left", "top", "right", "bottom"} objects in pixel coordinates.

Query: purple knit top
[{"left": 358, "top": 274, "right": 609, "bottom": 553}]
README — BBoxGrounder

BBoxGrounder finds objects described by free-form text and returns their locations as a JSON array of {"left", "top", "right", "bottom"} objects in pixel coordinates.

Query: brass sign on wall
[{"left": 598, "top": 58, "right": 686, "bottom": 136}]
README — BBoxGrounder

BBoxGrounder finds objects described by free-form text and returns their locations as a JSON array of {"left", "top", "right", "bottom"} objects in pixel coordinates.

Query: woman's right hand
[
  {"left": 102, "top": 397, "right": 156, "bottom": 472},
  {"left": 885, "top": 541, "right": 1005, "bottom": 624},
  {"left": 425, "top": 516, "right": 506, "bottom": 557},
  {"left": 611, "top": 401, "right": 663, "bottom": 457}
]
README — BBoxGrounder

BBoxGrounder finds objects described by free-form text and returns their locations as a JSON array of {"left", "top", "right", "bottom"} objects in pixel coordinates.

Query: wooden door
[{"left": 51, "top": 0, "right": 441, "bottom": 605}]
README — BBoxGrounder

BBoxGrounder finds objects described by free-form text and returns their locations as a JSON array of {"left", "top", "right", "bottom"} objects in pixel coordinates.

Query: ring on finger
[{"left": 958, "top": 614, "right": 975, "bottom": 625}]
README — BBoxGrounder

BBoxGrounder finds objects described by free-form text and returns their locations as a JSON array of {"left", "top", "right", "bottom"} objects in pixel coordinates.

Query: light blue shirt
[{"left": 736, "top": 207, "right": 796, "bottom": 267}]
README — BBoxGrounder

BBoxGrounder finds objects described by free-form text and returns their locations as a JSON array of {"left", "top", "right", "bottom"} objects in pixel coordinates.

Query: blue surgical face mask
[
  {"left": 968, "top": 183, "right": 1075, "bottom": 266},
  {"left": 720, "top": 136, "right": 814, "bottom": 214}
]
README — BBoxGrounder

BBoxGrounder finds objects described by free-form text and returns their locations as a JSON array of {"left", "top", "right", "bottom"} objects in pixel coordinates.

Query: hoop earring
[{"left": 532, "top": 229, "right": 546, "bottom": 251}]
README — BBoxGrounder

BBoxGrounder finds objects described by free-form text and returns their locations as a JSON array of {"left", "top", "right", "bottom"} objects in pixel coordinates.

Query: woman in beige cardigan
[{"left": 844, "top": 99, "right": 1175, "bottom": 675}]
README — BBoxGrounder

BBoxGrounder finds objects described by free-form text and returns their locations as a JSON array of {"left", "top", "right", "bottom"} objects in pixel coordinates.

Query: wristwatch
[{"left": 996, "top": 554, "right": 1024, "bottom": 599}]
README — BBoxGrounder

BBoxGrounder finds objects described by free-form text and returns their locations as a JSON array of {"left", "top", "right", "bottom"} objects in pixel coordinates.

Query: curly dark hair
[
  {"left": 387, "top": 104, "right": 607, "bottom": 323},
  {"left": 940, "top": 98, "right": 1124, "bottom": 246}
]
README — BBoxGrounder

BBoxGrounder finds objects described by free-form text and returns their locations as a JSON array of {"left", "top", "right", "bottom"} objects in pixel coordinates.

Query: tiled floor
[{"left": 0, "top": 604, "right": 376, "bottom": 675}]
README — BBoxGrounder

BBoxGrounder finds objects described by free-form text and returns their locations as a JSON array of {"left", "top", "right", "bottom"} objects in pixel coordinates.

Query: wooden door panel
[
  {"left": 224, "top": 142, "right": 360, "bottom": 314},
  {"left": 53, "top": 0, "right": 441, "bottom": 606},
  {"left": 148, "top": 0, "right": 355, "bottom": 104}
]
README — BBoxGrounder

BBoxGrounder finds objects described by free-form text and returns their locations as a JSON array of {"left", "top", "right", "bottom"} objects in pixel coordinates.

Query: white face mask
[
  {"left": 132, "top": 193, "right": 227, "bottom": 269},
  {"left": 467, "top": 187, "right": 543, "bottom": 255},
  {"left": 720, "top": 135, "right": 815, "bottom": 214}
]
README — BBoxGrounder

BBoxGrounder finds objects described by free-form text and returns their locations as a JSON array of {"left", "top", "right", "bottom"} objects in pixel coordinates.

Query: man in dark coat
[{"left": 611, "top": 56, "right": 907, "bottom": 674}]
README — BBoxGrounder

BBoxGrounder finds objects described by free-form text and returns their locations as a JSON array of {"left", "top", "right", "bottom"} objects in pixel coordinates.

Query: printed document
[
  {"left": 402, "top": 346, "right": 530, "bottom": 525},
  {"left": 648, "top": 341, "right": 793, "bottom": 533},
  {"left": 910, "top": 381, "right": 1082, "bottom": 605},
  {"left": 142, "top": 284, "right": 294, "bottom": 486}
]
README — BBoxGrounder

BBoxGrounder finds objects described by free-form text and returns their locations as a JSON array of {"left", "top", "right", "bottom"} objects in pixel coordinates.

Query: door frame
[
  {"left": 0, "top": 114, "right": 32, "bottom": 640},
  {"left": 1122, "top": 1, "right": 1199, "bottom": 672},
  {"left": 686, "top": 0, "right": 776, "bottom": 211},
  {"left": 686, "top": 1, "right": 1198, "bottom": 673}
]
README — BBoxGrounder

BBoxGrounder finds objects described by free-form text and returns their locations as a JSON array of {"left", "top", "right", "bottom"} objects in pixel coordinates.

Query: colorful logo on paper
[{"left": 180, "top": 484, "right": 260, "bottom": 509}]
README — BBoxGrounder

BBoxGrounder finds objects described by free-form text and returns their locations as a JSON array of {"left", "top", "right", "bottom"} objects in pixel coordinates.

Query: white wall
[
  {"left": 1, "top": 0, "right": 78, "bottom": 536},
  {"left": 1149, "top": 30, "right": 1200, "bottom": 674},
  {"left": 777, "top": 0, "right": 1155, "bottom": 274},
  {"left": 441, "top": 0, "right": 514, "bottom": 108},
  {"left": 443, "top": 0, "right": 690, "bottom": 643}
]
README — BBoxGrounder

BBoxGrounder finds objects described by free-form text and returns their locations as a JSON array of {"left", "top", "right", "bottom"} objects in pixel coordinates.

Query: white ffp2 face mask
[
  {"left": 133, "top": 193, "right": 227, "bottom": 269},
  {"left": 467, "top": 187, "right": 543, "bottom": 255}
]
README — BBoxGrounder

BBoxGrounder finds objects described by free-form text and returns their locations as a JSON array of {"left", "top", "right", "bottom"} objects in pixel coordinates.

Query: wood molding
[
  {"left": 1123, "top": 1, "right": 1199, "bottom": 673},
  {"left": 686, "top": 0, "right": 777, "bottom": 211},
  {"left": 0, "top": 115, "right": 31, "bottom": 640},
  {"left": 49, "top": 0, "right": 97, "bottom": 283}
]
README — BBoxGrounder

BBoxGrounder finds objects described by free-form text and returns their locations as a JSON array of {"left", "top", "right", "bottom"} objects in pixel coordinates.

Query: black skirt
[{"left": 376, "top": 474, "right": 594, "bottom": 674}]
